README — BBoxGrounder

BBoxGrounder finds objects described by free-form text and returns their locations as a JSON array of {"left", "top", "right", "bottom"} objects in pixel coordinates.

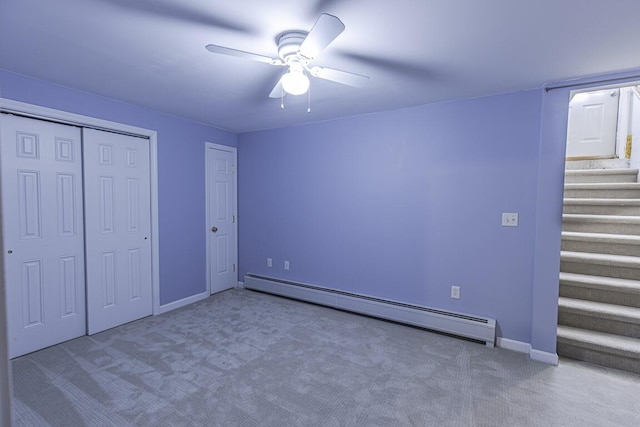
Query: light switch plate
[{"left": 502, "top": 212, "right": 519, "bottom": 227}]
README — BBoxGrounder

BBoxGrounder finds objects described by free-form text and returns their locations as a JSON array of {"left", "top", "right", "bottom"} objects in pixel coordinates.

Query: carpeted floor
[{"left": 11, "top": 289, "right": 640, "bottom": 426}]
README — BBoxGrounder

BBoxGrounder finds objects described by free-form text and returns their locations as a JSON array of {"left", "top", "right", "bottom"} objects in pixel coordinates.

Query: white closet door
[
  {"left": 83, "top": 128, "right": 152, "bottom": 334},
  {"left": 207, "top": 145, "right": 237, "bottom": 293},
  {"left": 0, "top": 114, "right": 86, "bottom": 358}
]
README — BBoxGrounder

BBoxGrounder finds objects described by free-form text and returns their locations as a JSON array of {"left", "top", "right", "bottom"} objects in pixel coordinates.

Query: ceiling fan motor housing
[{"left": 277, "top": 32, "right": 308, "bottom": 62}]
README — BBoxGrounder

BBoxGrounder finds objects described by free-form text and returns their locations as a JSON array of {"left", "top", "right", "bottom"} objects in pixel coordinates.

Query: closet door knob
[{"left": 211, "top": 226, "right": 218, "bottom": 233}]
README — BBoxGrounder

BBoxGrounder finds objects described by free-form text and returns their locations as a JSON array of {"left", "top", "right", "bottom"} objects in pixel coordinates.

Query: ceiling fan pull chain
[
  {"left": 281, "top": 86, "right": 285, "bottom": 109},
  {"left": 307, "top": 83, "right": 311, "bottom": 113}
]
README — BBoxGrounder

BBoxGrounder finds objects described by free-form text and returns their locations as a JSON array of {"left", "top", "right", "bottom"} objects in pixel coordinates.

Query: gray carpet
[{"left": 11, "top": 289, "right": 640, "bottom": 426}]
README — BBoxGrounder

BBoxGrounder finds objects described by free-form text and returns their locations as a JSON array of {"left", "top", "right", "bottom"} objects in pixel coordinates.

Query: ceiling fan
[{"left": 205, "top": 14, "right": 370, "bottom": 99}]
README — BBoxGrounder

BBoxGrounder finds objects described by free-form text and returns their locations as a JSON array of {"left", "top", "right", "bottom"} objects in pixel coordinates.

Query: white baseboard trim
[
  {"left": 497, "top": 338, "right": 558, "bottom": 365},
  {"left": 237, "top": 281, "right": 245, "bottom": 289},
  {"left": 496, "top": 337, "right": 531, "bottom": 354},
  {"left": 530, "top": 349, "right": 559, "bottom": 365},
  {"left": 157, "top": 291, "right": 209, "bottom": 315}
]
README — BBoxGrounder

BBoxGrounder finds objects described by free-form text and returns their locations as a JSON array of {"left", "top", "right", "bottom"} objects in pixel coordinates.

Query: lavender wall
[
  {"left": 0, "top": 70, "right": 237, "bottom": 305},
  {"left": 239, "top": 90, "right": 543, "bottom": 344}
]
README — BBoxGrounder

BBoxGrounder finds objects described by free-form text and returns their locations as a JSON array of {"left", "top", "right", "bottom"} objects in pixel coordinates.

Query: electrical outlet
[
  {"left": 502, "top": 212, "right": 519, "bottom": 227},
  {"left": 284, "top": 260, "right": 290, "bottom": 271},
  {"left": 266, "top": 258, "right": 272, "bottom": 268},
  {"left": 451, "top": 285, "right": 460, "bottom": 299}
]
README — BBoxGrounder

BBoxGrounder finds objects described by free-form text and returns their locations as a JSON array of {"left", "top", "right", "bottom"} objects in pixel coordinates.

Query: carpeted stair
[{"left": 557, "top": 167, "right": 640, "bottom": 374}]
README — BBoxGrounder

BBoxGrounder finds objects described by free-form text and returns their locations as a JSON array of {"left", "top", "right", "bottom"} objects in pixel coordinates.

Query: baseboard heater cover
[{"left": 244, "top": 274, "right": 496, "bottom": 347}]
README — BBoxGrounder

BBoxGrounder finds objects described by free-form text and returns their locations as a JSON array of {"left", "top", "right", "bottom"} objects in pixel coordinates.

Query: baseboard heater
[{"left": 244, "top": 274, "right": 495, "bottom": 347}]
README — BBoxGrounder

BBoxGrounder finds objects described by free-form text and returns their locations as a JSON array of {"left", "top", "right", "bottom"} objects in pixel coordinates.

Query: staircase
[{"left": 557, "top": 167, "right": 640, "bottom": 374}]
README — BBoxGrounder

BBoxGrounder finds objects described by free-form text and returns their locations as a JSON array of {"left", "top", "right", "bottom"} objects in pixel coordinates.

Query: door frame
[
  {"left": 205, "top": 142, "right": 238, "bottom": 294},
  {"left": 0, "top": 204, "right": 11, "bottom": 426},
  {"left": 0, "top": 98, "right": 161, "bottom": 316}
]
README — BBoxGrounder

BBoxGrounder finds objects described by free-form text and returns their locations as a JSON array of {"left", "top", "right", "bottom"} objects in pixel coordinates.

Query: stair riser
[
  {"left": 558, "top": 311, "right": 640, "bottom": 338},
  {"left": 562, "top": 221, "right": 640, "bottom": 235},
  {"left": 563, "top": 188, "right": 640, "bottom": 198},
  {"left": 559, "top": 284, "right": 640, "bottom": 308},
  {"left": 556, "top": 341, "right": 640, "bottom": 374},
  {"left": 562, "top": 204, "right": 640, "bottom": 215},
  {"left": 560, "top": 261, "right": 640, "bottom": 281},
  {"left": 565, "top": 174, "right": 638, "bottom": 184},
  {"left": 561, "top": 240, "right": 640, "bottom": 257}
]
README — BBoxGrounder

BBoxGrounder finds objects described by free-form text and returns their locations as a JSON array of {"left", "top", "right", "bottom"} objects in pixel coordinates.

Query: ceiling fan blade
[
  {"left": 299, "top": 14, "right": 345, "bottom": 60},
  {"left": 100, "top": 0, "right": 254, "bottom": 34},
  {"left": 205, "top": 44, "right": 283, "bottom": 65},
  {"left": 269, "top": 76, "right": 286, "bottom": 99},
  {"left": 339, "top": 52, "right": 432, "bottom": 81},
  {"left": 310, "top": 66, "right": 370, "bottom": 88}
]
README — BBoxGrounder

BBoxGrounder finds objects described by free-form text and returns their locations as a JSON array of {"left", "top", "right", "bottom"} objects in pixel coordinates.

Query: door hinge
[
  {"left": 232, "top": 215, "right": 235, "bottom": 223},
  {"left": 231, "top": 165, "right": 236, "bottom": 174},
  {"left": 232, "top": 264, "right": 236, "bottom": 272}
]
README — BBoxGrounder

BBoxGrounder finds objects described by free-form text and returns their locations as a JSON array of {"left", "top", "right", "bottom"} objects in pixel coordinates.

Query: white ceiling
[{"left": 2, "top": 0, "right": 640, "bottom": 133}]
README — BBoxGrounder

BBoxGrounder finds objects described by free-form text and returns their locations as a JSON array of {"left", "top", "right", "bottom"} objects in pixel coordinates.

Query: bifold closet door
[
  {"left": 83, "top": 128, "right": 152, "bottom": 334},
  {"left": 0, "top": 114, "right": 86, "bottom": 358}
]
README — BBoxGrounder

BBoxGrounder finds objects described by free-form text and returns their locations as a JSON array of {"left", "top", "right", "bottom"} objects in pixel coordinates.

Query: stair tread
[
  {"left": 563, "top": 214, "right": 640, "bottom": 223},
  {"left": 564, "top": 182, "right": 640, "bottom": 189},
  {"left": 558, "top": 297, "right": 640, "bottom": 322},
  {"left": 563, "top": 198, "right": 640, "bottom": 205},
  {"left": 559, "top": 272, "right": 640, "bottom": 293},
  {"left": 561, "top": 250, "right": 640, "bottom": 267},
  {"left": 557, "top": 325, "right": 640, "bottom": 356},
  {"left": 562, "top": 231, "right": 640, "bottom": 243},
  {"left": 565, "top": 168, "right": 639, "bottom": 175}
]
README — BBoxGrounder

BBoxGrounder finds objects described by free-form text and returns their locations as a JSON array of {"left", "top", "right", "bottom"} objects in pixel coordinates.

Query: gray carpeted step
[
  {"left": 562, "top": 198, "right": 640, "bottom": 215},
  {"left": 562, "top": 214, "right": 640, "bottom": 235},
  {"left": 558, "top": 163, "right": 640, "bottom": 373},
  {"left": 560, "top": 251, "right": 640, "bottom": 281},
  {"left": 556, "top": 325, "right": 640, "bottom": 374},
  {"left": 558, "top": 297, "right": 640, "bottom": 338},
  {"left": 564, "top": 169, "right": 639, "bottom": 184},
  {"left": 559, "top": 272, "right": 640, "bottom": 308},
  {"left": 563, "top": 182, "right": 640, "bottom": 198},
  {"left": 561, "top": 232, "right": 640, "bottom": 257}
]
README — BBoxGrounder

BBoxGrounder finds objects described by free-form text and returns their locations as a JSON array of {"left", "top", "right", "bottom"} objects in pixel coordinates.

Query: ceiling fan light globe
[{"left": 282, "top": 71, "right": 310, "bottom": 95}]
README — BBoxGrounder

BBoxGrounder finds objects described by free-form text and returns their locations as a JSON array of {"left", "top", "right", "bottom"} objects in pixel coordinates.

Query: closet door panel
[
  {"left": 83, "top": 128, "right": 152, "bottom": 334},
  {"left": 0, "top": 114, "right": 86, "bottom": 358}
]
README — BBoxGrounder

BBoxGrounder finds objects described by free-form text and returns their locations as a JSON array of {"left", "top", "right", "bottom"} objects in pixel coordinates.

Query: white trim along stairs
[{"left": 557, "top": 165, "right": 640, "bottom": 374}]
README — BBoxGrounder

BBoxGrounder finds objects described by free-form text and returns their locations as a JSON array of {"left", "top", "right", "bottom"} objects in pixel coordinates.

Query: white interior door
[
  {"left": 83, "top": 128, "right": 152, "bottom": 334},
  {"left": 206, "top": 144, "right": 237, "bottom": 294},
  {"left": 566, "top": 89, "right": 620, "bottom": 158},
  {"left": 0, "top": 114, "right": 86, "bottom": 358}
]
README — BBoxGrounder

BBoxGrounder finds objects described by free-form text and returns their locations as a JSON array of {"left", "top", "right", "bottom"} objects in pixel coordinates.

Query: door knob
[{"left": 211, "top": 226, "right": 218, "bottom": 233}]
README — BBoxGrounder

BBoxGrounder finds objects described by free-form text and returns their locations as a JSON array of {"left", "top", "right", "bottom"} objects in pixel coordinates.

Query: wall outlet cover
[
  {"left": 451, "top": 285, "right": 460, "bottom": 299},
  {"left": 502, "top": 212, "right": 519, "bottom": 227}
]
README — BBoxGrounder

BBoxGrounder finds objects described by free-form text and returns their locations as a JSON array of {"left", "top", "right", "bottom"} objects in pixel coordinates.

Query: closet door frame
[{"left": 0, "top": 98, "right": 161, "bottom": 316}]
